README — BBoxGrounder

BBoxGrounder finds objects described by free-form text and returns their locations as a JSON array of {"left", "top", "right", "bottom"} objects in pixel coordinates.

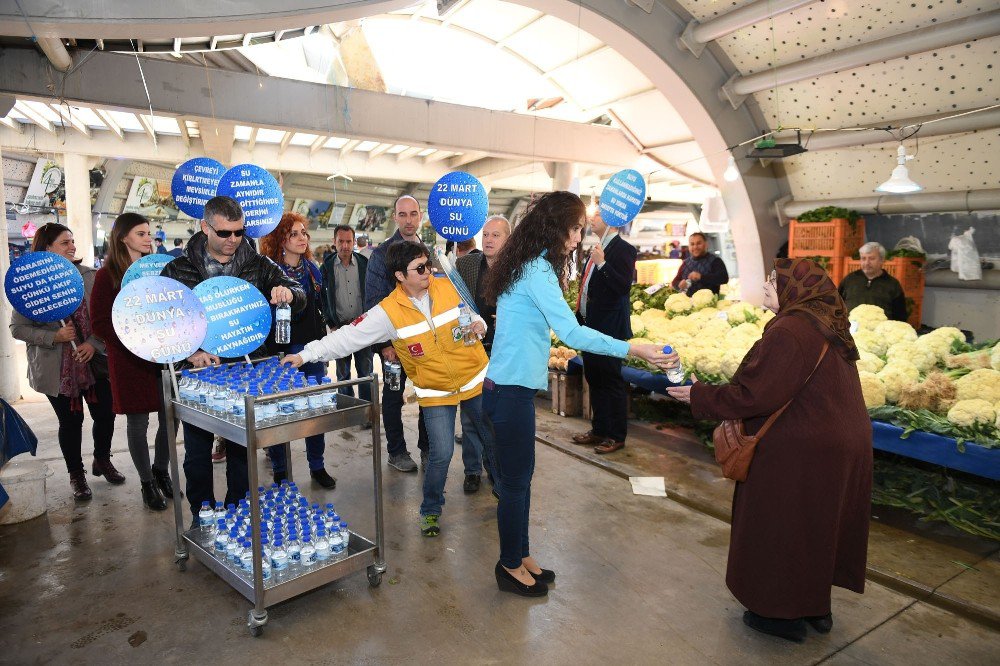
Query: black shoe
[
  {"left": 273, "top": 470, "right": 288, "bottom": 485},
  {"left": 463, "top": 474, "right": 481, "bottom": 494},
  {"left": 492, "top": 486, "right": 500, "bottom": 501},
  {"left": 310, "top": 468, "right": 337, "bottom": 489},
  {"left": 495, "top": 561, "right": 548, "bottom": 597},
  {"left": 92, "top": 457, "right": 126, "bottom": 485},
  {"left": 742, "top": 611, "right": 807, "bottom": 643},
  {"left": 141, "top": 480, "right": 167, "bottom": 511},
  {"left": 529, "top": 568, "right": 555, "bottom": 584},
  {"left": 804, "top": 613, "right": 833, "bottom": 634},
  {"left": 151, "top": 466, "right": 175, "bottom": 499},
  {"left": 69, "top": 470, "right": 93, "bottom": 501}
]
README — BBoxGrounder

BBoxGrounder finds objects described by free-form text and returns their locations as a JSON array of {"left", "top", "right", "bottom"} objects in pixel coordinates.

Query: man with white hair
[{"left": 838, "top": 241, "right": 907, "bottom": 321}]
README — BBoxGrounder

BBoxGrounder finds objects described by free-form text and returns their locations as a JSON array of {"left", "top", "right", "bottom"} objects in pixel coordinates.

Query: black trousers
[
  {"left": 379, "top": 353, "right": 429, "bottom": 458},
  {"left": 46, "top": 378, "right": 115, "bottom": 474},
  {"left": 582, "top": 351, "right": 627, "bottom": 443}
]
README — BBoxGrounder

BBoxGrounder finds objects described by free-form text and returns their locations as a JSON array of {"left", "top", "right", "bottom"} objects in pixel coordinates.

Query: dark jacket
[
  {"left": 456, "top": 252, "right": 496, "bottom": 351},
  {"left": 266, "top": 260, "right": 327, "bottom": 354},
  {"left": 670, "top": 254, "right": 729, "bottom": 296},
  {"left": 838, "top": 270, "right": 907, "bottom": 321},
  {"left": 576, "top": 234, "right": 637, "bottom": 339},
  {"left": 161, "top": 232, "right": 305, "bottom": 358},
  {"left": 320, "top": 251, "right": 368, "bottom": 327}
]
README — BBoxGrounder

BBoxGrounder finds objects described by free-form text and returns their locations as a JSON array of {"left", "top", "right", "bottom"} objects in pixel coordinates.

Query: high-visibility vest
[{"left": 380, "top": 276, "right": 489, "bottom": 407}]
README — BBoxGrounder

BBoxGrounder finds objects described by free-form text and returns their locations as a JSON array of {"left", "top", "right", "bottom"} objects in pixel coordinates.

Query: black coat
[{"left": 577, "top": 234, "right": 637, "bottom": 340}]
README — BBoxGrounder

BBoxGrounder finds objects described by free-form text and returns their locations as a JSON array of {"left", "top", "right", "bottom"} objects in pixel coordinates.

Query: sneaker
[
  {"left": 387, "top": 453, "right": 418, "bottom": 473},
  {"left": 420, "top": 450, "right": 429, "bottom": 473},
  {"left": 310, "top": 468, "right": 337, "bottom": 489},
  {"left": 463, "top": 474, "right": 481, "bottom": 494},
  {"left": 211, "top": 438, "right": 226, "bottom": 463},
  {"left": 420, "top": 514, "right": 440, "bottom": 537}
]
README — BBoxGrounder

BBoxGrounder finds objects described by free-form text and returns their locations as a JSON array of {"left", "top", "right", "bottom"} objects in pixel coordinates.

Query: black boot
[
  {"left": 804, "top": 613, "right": 833, "bottom": 633},
  {"left": 743, "top": 611, "right": 807, "bottom": 643},
  {"left": 141, "top": 480, "right": 167, "bottom": 511},
  {"left": 151, "top": 466, "right": 175, "bottom": 499}
]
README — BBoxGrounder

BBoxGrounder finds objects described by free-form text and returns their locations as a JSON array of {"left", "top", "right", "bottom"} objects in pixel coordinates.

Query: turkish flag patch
[
  {"left": 407, "top": 343, "right": 424, "bottom": 357},
  {"left": 350, "top": 314, "right": 367, "bottom": 326}
]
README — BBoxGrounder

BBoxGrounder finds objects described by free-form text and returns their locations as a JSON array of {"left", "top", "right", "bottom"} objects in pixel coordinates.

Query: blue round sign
[
  {"left": 427, "top": 171, "right": 489, "bottom": 242},
  {"left": 112, "top": 276, "right": 207, "bottom": 364},
  {"left": 216, "top": 164, "right": 284, "bottom": 238},
  {"left": 171, "top": 157, "right": 226, "bottom": 219},
  {"left": 599, "top": 169, "right": 646, "bottom": 227},
  {"left": 193, "top": 277, "right": 272, "bottom": 358},
  {"left": 121, "top": 254, "right": 174, "bottom": 289},
  {"left": 4, "top": 251, "right": 84, "bottom": 323}
]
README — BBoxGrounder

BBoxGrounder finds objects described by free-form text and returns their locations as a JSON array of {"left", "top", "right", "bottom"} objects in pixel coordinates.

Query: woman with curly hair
[
  {"left": 259, "top": 213, "right": 337, "bottom": 488},
  {"left": 482, "top": 191, "right": 677, "bottom": 597}
]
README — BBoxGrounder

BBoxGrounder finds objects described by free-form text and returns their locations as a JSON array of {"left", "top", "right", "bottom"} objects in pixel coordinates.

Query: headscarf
[{"left": 768, "top": 257, "right": 859, "bottom": 361}]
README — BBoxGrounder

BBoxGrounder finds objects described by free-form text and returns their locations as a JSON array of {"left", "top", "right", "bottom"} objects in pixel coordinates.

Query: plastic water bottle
[
  {"left": 329, "top": 525, "right": 344, "bottom": 556},
  {"left": 458, "top": 302, "right": 477, "bottom": 346},
  {"left": 306, "top": 377, "right": 324, "bottom": 414},
  {"left": 286, "top": 533, "right": 301, "bottom": 564},
  {"left": 228, "top": 384, "right": 245, "bottom": 424},
  {"left": 339, "top": 521, "right": 350, "bottom": 551},
  {"left": 239, "top": 539, "right": 253, "bottom": 572},
  {"left": 662, "top": 345, "right": 685, "bottom": 385},
  {"left": 214, "top": 520, "right": 229, "bottom": 554},
  {"left": 272, "top": 539, "right": 288, "bottom": 571},
  {"left": 292, "top": 377, "right": 309, "bottom": 415},
  {"left": 320, "top": 377, "right": 338, "bottom": 412},
  {"left": 226, "top": 530, "right": 240, "bottom": 564},
  {"left": 275, "top": 302, "right": 291, "bottom": 344},
  {"left": 384, "top": 360, "right": 402, "bottom": 391},
  {"left": 261, "top": 552, "right": 272, "bottom": 581},
  {"left": 314, "top": 529, "right": 331, "bottom": 561},
  {"left": 198, "top": 501, "right": 214, "bottom": 530},
  {"left": 300, "top": 536, "right": 316, "bottom": 566},
  {"left": 276, "top": 383, "right": 296, "bottom": 422}
]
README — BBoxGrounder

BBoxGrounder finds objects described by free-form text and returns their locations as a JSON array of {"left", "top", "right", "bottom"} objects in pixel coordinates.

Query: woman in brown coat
[
  {"left": 90, "top": 213, "right": 174, "bottom": 511},
  {"left": 669, "top": 258, "right": 872, "bottom": 643}
]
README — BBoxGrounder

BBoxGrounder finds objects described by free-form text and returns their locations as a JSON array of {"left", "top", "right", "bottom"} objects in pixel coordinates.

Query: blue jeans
[
  {"left": 420, "top": 395, "right": 485, "bottom": 517},
  {"left": 269, "top": 343, "right": 326, "bottom": 473},
  {"left": 335, "top": 348, "right": 374, "bottom": 402},
  {"left": 482, "top": 382, "right": 537, "bottom": 569},
  {"left": 460, "top": 399, "right": 494, "bottom": 480}
]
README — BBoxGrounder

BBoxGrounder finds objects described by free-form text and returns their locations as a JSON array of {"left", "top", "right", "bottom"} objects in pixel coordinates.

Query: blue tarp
[{"left": 1, "top": 398, "right": 39, "bottom": 509}]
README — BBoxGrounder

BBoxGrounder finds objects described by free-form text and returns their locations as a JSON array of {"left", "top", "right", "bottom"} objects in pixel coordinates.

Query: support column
[
  {"left": 0, "top": 143, "right": 21, "bottom": 401},
  {"left": 63, "top": 153, "right": 94, "bottom": 266},
  {"left": 550, "top": 162, "right": 579, "bottom": 193}
]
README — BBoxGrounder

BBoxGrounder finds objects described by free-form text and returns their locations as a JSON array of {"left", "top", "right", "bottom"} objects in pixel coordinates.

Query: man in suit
[{"left": 572, "top": 210, "right": 637, "bottom": 454}]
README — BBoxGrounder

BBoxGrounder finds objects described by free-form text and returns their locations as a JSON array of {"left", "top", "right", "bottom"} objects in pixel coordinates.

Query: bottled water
[
  {"left": 213, "top": 502, "right": 225, "bottom": 522},
  {"left": 286, "top": 533, "right": 301, "bottom": 564},
  {"left": 662, "top": 345, "right": 686, "bottom": 385},
  {"left": 239, "top": 540, "right": 253, "bottom": 572},
  {"left": 276, "top": 383, "right": 296, "bottom": 422},
  {"left": 275, "top": 302, "right": 291, "bottom": 344},
  {"left": 226, "top": 530, "right": 240, "bottom": 564},
  {"left": 339, "top": 521, "right": 350, "bottom": 551},
  {"left": 329, "top": 525, "right": 344, "bottom": 556},
  {"left": 271, "top": 539, "right": 288, "bottom": 571},
  {"left": 292, "top": 377, "right": 309, "bottom": 414},
  {"left": 314, "top": 529, "right": 331, "bottom": 561},
  {"left": 306, "top": 377, "right": 324, "bottom": 414},
  {"left": 261, "top": 537, "right": 272, "bottom": 564},
  {"left": 228, "top": 384, "right": 245, "bottom": 424},
  {"left": 384, "top": 360, "right": 402, "bottom": 391},
  {"left": 261, "top": 553, "right": 272, "bottom": 581},
  {"left": 196, "top": 377, "right": 209, "bottom": 408},
  {"left": 320, "top": 377, "right": 338, "bottom": 412},
  {"left": 457, "top": 302, "right": 477, "bottom": 346},
  {"left": 300, "top": 536, "right": 316, "bottom": 566},
  {"left": 214, "top": 520, "right": 229, "bottom": 554},
  {"left": 198, "top": 501, "right": 214, "bottom": 530}
]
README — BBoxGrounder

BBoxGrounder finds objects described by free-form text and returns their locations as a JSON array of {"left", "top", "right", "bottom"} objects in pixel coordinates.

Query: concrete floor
[{"left": 1, "top": 349, "right": 999, "bottom": 663}]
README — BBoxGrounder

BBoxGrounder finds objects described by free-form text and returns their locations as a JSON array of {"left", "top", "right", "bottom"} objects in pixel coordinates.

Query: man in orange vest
[{"left": 284, "top": 241, "right": 489, "bottom": 537}]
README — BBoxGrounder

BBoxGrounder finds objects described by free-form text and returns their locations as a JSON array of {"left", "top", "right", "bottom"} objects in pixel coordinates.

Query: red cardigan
[{"left": 90, "top": 267, "right": 164, "bottom": 414}]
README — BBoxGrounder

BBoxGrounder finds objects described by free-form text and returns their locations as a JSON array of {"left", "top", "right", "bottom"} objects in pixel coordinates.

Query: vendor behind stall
[
  {"left": 670, "top": 232, "right": 729, "bottom": 296},
  {"left": 838, "top": 242, "right": 907, "bottom": 321}
]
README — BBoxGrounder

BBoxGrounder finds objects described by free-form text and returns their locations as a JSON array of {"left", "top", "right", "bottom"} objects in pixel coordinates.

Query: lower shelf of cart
[{"left": 183, "top": 529, "right": 377, "bottom": 606}]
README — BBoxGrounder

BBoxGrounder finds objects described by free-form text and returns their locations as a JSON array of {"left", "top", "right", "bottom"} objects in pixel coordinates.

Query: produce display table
[
  {"left": 871, "top": 421, "right": 1000, "bottom": 481},
  {"left": 567, "top": 355, "right": 686, "bottom": 393}
]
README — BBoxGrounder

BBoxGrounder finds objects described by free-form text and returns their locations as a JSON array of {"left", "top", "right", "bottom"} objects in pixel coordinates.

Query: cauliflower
[
  {"left": 858, "top": 371, "right": 886, "bottom": 408},
  {"left": 875, "top": 320, "right": 918, "bottom": 346},
  {"left": 725, "top": 306, "right": 747, "bottom": 324},
  {"left": 852, "top": 329, "right": 888, "bottom": 357},
  {"left": 630, "top": 315, "right": 646, "bottom": 337},
  {"left": 886, "top": 340, "right": 937, "bottom": 373},
  {"left": 632, "top": 300, "right": 645, "bottom": 313},
  {"left": 849, "top": 304, "right": 888, "bottom": 331},
  {"left": 947, "top": 399, "right": 996, "bottom": 428},
  {"left": 691, "top": 289, "right": 716, "bottom": 310},
  {"left": 876, "top": 361, "right": 920, "bottom": 403},
  {"left": 857, "top": 351, "right": 886, "bottom": 374},
  {"left": 924, "top": 326, "right": 964, "bottom": 346},
  {"left": 665, "top": 293, "right": 693, "bottom": 314},
  {"left": 955, "top": 368, "right": 1000, "bottom": 403},
  {"left": 721, "top": 348, "right": 747, "bottom": 379},
  {"left": 991, "top": 342, "right": 1000, "bottom": 371},
  {"left": 914, "top": 334, "right": 952, "bottom": 366}
]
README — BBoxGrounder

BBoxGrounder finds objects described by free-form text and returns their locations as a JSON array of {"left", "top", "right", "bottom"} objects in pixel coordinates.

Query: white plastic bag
[
  {"left": 948, "top": 228, "right": 982, "bottom": 281},
  {"left": 894, "top": 236, "right": 925, "bottom": 255}
]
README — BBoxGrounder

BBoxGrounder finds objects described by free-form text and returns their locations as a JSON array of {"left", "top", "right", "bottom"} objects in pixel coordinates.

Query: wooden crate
[
  {"left": 557, "top": 373, "right": 583, "bottom": 417},
  {"left": 843, "top": 257, "right": 925, "bottom": 328},
  {"left": 548, "top": 371, "right": 559, "bottom": 414},
  {"left": 788, "top": 218, "right": 865, "bottom": 258}
]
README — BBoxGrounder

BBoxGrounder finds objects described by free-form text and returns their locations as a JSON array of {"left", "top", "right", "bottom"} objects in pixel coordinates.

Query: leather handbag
[{"left": 713, "top": 342, "right": 829, "bottom": 482}]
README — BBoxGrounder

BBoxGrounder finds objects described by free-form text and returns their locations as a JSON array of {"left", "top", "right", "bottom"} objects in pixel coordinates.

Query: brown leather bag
[{"left": 713, "top": 342, "right": 829, "bottom": 482}]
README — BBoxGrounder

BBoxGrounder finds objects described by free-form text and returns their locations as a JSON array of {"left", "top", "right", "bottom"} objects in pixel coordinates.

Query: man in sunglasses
[
  {"left": 284, "top": 241, "right": 489, "bottom": 538},
  {"left": 162, "top": 195, "right": 306, "bottom": 527}
]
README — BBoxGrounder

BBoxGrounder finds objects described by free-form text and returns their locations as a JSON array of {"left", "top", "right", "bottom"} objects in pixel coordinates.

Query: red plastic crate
[{"left": 788, "top": 217, "right": 866, "bottom": 258}]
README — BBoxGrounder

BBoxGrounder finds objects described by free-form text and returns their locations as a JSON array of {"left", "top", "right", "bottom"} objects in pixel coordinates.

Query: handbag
[{"left": 712, "top": 342, "right": 829, "bottom": 482}]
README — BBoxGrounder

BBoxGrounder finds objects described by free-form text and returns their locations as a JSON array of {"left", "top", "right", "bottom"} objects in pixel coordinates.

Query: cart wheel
[
  {"left": 367, "top": 567, "right": 383, "bottom": 587},
  {"left": 248, "top": 625, "right": 263, "bottom": 638}
]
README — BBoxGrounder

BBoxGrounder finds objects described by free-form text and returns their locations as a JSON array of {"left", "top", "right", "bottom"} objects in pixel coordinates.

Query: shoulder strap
[{"left": 754, "top": 341, "right": 830, "bottom": 440}]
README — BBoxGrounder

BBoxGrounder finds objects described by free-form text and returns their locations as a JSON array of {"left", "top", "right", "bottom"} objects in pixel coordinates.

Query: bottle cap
[{"left": 662, "top": 345, "right": 673, "bottom": 354}]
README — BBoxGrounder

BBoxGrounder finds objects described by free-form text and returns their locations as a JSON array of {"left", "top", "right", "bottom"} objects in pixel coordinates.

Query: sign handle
[
  {"left": 245, "top": 354, "right": 253, "bottom": 366},
  {"left": 59, "top": 319, "right": 78, "bottom": 351},
  {"left": 167, "top": 362, "right": 181, "bottom": 401}
]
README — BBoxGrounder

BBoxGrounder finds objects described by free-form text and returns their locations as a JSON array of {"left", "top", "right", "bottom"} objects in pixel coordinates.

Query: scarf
[
  {"left": 768, "top": 257, "right": 859, "bottom": 361},
  {"left": 59, "top": 297, "right": 97, "bottom": 411}
]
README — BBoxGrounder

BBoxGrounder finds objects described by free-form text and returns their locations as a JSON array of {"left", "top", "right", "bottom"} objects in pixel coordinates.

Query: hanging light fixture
[
  {"left": 876, "top": 144, "right": 923, "bottom": 194},
  {"left": 723, "top": 154, "right": 740, "bottom": 182}
]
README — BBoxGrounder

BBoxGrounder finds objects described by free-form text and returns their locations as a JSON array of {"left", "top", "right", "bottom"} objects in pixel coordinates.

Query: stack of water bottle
[
  {"left": 196, "top": 480, "right": 352, "bottom": 583},
  {"left": 176, "top": 358, "right": 338, "bottom": 426}
]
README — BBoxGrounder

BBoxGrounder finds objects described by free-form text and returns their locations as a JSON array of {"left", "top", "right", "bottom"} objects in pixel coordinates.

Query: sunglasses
[
  {"left": 407, "top": 261, "right": 431, "bottom": 275},
  {"left": 207, "top": 223, "right": 245, "bottom": 239}
]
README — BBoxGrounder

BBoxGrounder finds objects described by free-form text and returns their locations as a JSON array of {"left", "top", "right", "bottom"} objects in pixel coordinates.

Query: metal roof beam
[
  {"left": 678, "top": 0, "right": 818, "bottom": 57},
  {"left": 0, "top": 116, "right": 22, "bottom": 134},
  {"left": 722, "top": 9, "right": 1000, "bottom": 108},
  {"left": 12, "top": 101, "right": 55, "bottom": 134},
  {"left": 94, "top": 108, "right": 124, "bottom": 140},
  {"left": 51, "top": 104, "right": 92, "bottom": 138}
]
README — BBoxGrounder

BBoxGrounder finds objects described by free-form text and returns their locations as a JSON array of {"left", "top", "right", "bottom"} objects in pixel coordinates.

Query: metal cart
[{"left": 161, "top": 364, "right": 386, "bottom": 637}]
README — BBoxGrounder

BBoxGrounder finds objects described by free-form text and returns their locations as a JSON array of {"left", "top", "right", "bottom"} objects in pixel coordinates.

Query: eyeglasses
[
  {"left": 407, "top": 262, "right": 430, "bottom": 275},
  {"left": 206, "top": 223, "right": 245, "bottom": 239}
]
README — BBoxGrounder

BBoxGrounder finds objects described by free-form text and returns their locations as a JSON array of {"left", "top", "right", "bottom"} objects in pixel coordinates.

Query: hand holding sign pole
[
  {"left": 598, "top": 169, "right": 647, "bottom": 241},
  {"left": 4, "top": 251, "right": 85, "bottom": 351}
]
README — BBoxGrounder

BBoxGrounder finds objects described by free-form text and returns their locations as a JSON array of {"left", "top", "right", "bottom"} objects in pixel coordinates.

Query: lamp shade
[{"left": 876, "top": 145, "right": 923, "bottom": 194}]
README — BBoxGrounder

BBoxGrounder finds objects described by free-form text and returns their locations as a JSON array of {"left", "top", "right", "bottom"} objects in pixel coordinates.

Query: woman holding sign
[
  {"left": 10, "top": 223, "right": 121, "bottom": 501},
  {"left": 259, "top": 213, "right": 337, "bottom": 489},
  {"left": 90, "top": 213, "right": 175, "bottom": 511},
  {"left": 482, "top": 191, "right": 678, "bottom": 596}
]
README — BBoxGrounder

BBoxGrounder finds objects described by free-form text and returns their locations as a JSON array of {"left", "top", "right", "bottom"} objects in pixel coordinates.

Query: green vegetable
[
  {"left": 868, "top": 405, "right": 999, "bottom": 450},
  {"left": 796, "top": 206, "right": 862, "bottom": 224}
]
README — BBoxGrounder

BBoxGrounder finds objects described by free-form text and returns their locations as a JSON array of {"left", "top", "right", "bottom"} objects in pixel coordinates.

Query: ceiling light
[
  {"left": 723, "top": 155, "right": 739, "bottom": 182},
  {"left": 876, "top": 145, "right": 922, "bottom": 194}
]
